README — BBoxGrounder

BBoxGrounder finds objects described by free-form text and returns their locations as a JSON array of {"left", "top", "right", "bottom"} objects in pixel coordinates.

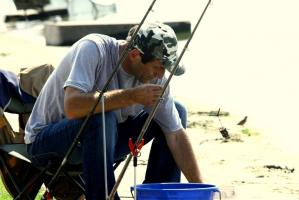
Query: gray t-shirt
[{"left": 25, "top": 34, "right": 183, "bottom": 144}]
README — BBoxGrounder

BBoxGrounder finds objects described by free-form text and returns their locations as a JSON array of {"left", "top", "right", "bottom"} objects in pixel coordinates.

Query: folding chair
[
  {"left": 0, "top": 110, "right": 126, "bottom": 200},
  {"left": 0, "top": 142, "right": 48, "bottom": 199},
  {"left": 0, "top": 129, "right": 86, "bottom": 200}
]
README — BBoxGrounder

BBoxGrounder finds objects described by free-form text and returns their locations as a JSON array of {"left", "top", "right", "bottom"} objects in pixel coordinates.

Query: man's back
[{"left": 25, "top": 34, "right": 119, "bottom": 144}]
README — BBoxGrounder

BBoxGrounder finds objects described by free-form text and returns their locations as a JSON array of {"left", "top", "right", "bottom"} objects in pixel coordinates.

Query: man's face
[{"left": 135, "top": 59, "right": 166, "bottom": 83}]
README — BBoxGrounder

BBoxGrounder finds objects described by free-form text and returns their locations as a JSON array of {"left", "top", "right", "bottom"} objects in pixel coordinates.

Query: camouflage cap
[{"left": 130, "top": 22, "right": 185, "bottom": 76}]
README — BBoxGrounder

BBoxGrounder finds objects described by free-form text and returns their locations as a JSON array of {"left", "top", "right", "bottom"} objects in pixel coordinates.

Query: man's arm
[
  {"left": 64, "top": 84, "right": 163, "bottom": 119},
  {"left": 165, "top": 129, "right": 203, "bottom": 183}
]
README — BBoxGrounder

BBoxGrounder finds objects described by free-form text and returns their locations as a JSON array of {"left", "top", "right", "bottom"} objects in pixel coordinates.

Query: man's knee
[
  {"left": 88, "top": 111, "right": 117, "bottom": 128},
  {"left": 84, "top": 111, "right": 118, "bottom": 140},
  {"left": 175, "top": 101, "right": 187, "bottom": 128}
]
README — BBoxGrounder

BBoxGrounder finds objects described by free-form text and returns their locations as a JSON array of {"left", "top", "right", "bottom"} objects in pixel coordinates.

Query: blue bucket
[{"left": 131, "top": 183, "right": 220, "bottom": 200}]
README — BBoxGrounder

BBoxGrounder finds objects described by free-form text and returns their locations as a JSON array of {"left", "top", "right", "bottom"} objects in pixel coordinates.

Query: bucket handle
[{"left": 214, "top": 188, "right": 222, "bottom": 200}]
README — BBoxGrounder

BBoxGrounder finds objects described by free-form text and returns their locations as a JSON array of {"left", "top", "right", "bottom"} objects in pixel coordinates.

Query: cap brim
[
  {"left": 166, "top": 63, "right": 185, "bottom": 76},
  {"left": 173, "top": 64, "right": 185, "bottom": 76}
]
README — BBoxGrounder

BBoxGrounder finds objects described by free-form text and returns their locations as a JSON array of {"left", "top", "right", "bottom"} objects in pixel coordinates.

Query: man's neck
[
  {"left": 118, "top": 40, "right": 128, "bottom": 56},
  {"left": 118, "top": 40, "right": 132, "bottom": 74}
]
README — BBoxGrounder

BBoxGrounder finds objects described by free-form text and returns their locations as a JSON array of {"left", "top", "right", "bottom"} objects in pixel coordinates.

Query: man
[{"left": 25, "top": 22, "right": 203, "bottom": 199}]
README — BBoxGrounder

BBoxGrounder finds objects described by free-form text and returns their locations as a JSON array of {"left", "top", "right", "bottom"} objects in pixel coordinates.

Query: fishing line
[{"left": 217, "top": 108, "right": 230, "bottom": 139}]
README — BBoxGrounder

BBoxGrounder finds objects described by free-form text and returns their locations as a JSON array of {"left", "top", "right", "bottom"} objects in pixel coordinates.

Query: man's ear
[{"left": 129, "top": 49, "right": 141, "bottom": 60}]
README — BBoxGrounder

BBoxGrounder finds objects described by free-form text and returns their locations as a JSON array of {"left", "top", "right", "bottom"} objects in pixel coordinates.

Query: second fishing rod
[{"left": 109, "top": 0, "right": 212, "bottom": 199}]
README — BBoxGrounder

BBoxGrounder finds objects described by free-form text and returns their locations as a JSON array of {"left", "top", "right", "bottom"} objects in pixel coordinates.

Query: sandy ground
[{"left": 1, "top": 23, "right": 299, "bottom": 200}]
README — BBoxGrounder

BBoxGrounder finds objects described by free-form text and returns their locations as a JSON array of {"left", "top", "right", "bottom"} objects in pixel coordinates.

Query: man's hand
[{"left": 131, "top": 84, "right": 163, "bottom": 106}]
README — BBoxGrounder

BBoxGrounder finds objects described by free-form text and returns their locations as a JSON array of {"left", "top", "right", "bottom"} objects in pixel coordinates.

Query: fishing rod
[
  {"left": 108, "top": 0, "right": 212, "bottom": 199},
  {"left": 44, "top": 0, "right": 158, "bottom": 197}
]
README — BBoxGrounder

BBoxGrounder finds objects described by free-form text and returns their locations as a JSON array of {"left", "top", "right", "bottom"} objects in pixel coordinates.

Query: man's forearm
[
  {"left": 64, "top": 84, "right": 163, "bottom": 119},
  {"left": 64, "top": 87, "right": 134, "bottom": 119},
  {"left": 166, "top": 130, "right": 203, "bottom": 183}
]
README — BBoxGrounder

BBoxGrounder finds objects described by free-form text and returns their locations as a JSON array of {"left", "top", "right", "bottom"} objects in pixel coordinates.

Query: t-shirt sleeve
[{"left": 64, "top": 40, "right": 100, "bottom": 92}]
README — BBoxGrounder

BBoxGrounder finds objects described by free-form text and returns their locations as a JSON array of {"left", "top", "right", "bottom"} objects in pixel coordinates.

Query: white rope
[
  {"left": 134, "top": 161, "right": 137, "bottom": 200},
  {"left": 101, "top": 95, "right": 109, "bottom": 200}
]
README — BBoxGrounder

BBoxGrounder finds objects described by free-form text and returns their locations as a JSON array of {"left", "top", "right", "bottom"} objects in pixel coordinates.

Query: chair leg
[
  {"left": 14, "top": 165, "right": 50, "bottom": 200},
  {"left": 42, "top": 174, "right": 85, "bottom": 200},
  {"left": 63, "top": 172, "right": 85, "bottom": 195}
]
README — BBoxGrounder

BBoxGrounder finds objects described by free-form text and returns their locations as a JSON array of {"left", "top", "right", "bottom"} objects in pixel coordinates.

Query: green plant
[
  {"left": 0, "top": 180, "right": 44, "bottom": 199},
  {"left": 241, "top": 128, "right": 259, "bottom": 136}
]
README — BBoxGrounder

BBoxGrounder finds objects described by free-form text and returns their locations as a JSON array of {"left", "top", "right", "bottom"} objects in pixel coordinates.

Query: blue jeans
[{"left": 27, "top": 102, "right": 187, "bottom": 200}]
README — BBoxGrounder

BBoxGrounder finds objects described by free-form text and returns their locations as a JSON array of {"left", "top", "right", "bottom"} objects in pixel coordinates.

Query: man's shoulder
[
  {"left": 81, "top": 34, "right": 116, "bottom": 44},
  {"left": 75, "top": 34, "right": 118, "bottom": 54}
]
